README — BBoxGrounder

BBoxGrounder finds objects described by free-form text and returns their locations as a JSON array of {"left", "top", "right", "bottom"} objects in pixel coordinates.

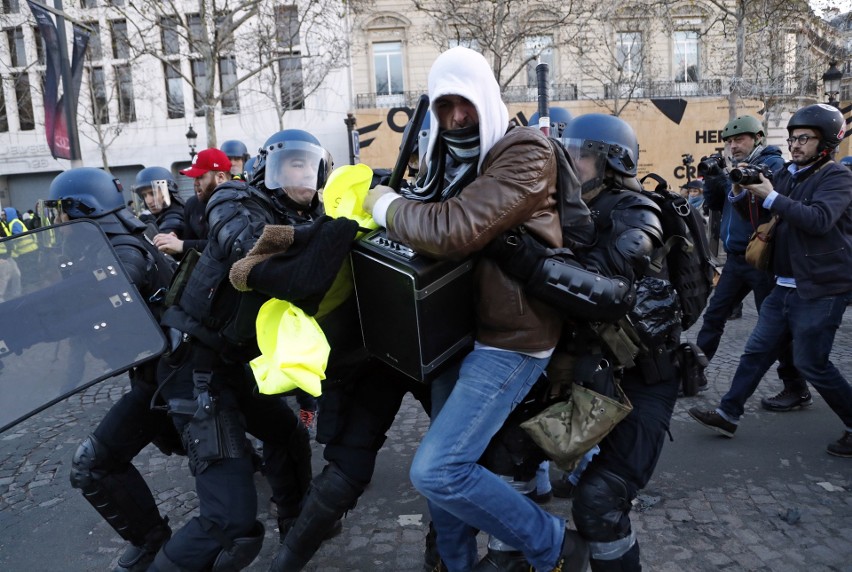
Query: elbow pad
[{"left": 527, "top": 257, "right": 636, "bottom": 323}]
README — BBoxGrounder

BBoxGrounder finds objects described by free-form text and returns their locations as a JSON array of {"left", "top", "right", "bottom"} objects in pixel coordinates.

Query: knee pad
[
  {"left": 572, "top": 469, "right": 633, "bottom": 543},
  {"left": 69, "top": 435, "right": 109, "bottom": 490}
]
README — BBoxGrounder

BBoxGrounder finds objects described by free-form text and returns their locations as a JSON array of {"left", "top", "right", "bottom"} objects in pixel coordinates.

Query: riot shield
[{"left": 0, "top": 220, "right": 167, "bottom": 432}]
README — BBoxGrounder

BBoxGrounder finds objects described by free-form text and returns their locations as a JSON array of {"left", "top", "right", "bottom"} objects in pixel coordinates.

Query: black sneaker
[
  {"left": 827, "top": 432, "right": 852, "bottom": 458},
  {"left": 688, "top": 408, "right": 737, "bottom": 438},
  {"left": 472, "top": 547, "right": 530, "bottom": 571},
  {"left": 760, "top": 389, "right": 813, "bottom": 412}
]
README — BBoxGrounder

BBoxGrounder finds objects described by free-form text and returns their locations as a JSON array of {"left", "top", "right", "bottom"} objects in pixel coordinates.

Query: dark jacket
[
  {"left": 703, "top": 145, "right": 784, "bottom": 254},
  {"left": 181, "top": 194, "right": 208, "bottom": 254},
  {"left": 768, "top": 159, "right": 852, "bottom": 299},
  {"left": 386, "top": 126, "right": 563, "bottom": 352}
]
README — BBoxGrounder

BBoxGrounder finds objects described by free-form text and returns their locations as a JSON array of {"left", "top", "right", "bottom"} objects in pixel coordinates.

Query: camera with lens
[
  {"left": 697, "top": 154, "right": 725, "bottom": 177},
  {"left": 681, "top": 153, "right": 694, "bottom": 166},
  {"left": 729, "top": 163, "right": 773, "bottom": 185}
]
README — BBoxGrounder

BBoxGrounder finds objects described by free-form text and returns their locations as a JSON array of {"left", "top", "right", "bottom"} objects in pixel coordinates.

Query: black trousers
[{"left": 155, "top": 342, "right": 311, "bottom": 570}]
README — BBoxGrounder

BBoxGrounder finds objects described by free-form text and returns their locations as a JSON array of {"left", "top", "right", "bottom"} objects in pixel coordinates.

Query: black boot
[
  {"left": 268, "top": 464, "right": 364, "bottom": 572},
  {"left": 114, "top": 517, "right": 171, "bottom": 572},
  {"left": 472, "top": 547, "right": 530, "bottom": 571},
  {"left": 589, "top": 540, "right": 641, "bottom": 572},
  {"left": 549, "top": 529, "right": 589, "bottom": 572},
  {"left": 422, "top": 522, "right": 447, "bottom": 572}
]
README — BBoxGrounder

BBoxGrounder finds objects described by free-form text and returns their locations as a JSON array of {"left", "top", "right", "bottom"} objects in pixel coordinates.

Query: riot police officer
[
  {"left": 56, "top": 168, "right": 178, "bottom": 572},
  {"left": 221, "top": 139, "right": 251, "bottom": 178},
  {"left": 132, "top": 166, "right": 186, "bottom": 237},
  {"left": 562, "top": 114, "right": 676, "bottom": 571},
  {"left": 151, "top": 130, "right": 336, "bottom": 571}
]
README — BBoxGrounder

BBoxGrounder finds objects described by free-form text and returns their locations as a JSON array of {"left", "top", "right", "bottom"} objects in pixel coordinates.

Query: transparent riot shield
[{"left": 0, "top": 220, "right": 167, "bottom": 432}]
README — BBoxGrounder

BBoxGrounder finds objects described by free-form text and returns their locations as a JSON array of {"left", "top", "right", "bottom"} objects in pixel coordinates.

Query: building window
[
  {"left": 81, "top": 0, "right": 98, "bottom": 8},
  {"left": 525, "top": 36, "right": 553, "bottom": 88},
  {"left": 85, "top": 22, "right": 101, "bottom": 60},
  {"left": 374, "top": 41, "right": 403, "bottom": 97},
  {"left": 674, "top": 31, "right": 699, "bottom": 82},
  {"left": 187, "top": 14, "right": 203, "bottom": 48},
  {"left": 617, "top": 31, "right": 642, "bottom": 76},
  {"left": 2, "top": 0, "right": 20, "bottom": 13},
  {"left": 111, "top": 20, "right": 130, "bottom": 60},
  {"left": 13, "top": 72, "right": 34, "bottom": 130},
  {"left": 89, "top": 66, "right": 109, "bottom": 124},
  {"left": 0, "top": 83, "right": 8, "bottom": 132},
  {"left": 115, "top": 64, "right": 135, "bottom": 122},
  {"left": 191, "top": 59, "right": 206, "bottom": 117},
  {"left": 279, "top": 55, "right": 304, "bottom": 109},
  {"left": 161, "top": 16, "right": 180, "bottom": 56},
  {"left": 32, "top": 26, "right": 45, "bottom": 65},
  {"left": 7, "top": 27, "right": 26, "bottom": 67},
  {"left": 276, "top": 5, "right": 299, "bottom": 48},
  {"left": 219, "top": 56, "right": 239, "bottom": 114},
  {"left": 164, "top": 62, "right": 184, "bottom": 119}
]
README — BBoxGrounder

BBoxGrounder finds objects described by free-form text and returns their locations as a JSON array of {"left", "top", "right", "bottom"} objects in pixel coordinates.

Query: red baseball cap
[{"left": 180, "top": 148, "right": 232, "bottom": 178}]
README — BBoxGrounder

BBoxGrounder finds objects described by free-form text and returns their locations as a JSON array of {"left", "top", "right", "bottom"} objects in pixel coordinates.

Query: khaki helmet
[{"left": 721, "top": 116, "right": 765, "bottom": 143}]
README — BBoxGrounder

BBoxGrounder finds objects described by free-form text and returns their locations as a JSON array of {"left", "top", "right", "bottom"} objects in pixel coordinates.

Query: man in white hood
[{"left": 366, "top": 47, "right": 589, "bottom": 572}]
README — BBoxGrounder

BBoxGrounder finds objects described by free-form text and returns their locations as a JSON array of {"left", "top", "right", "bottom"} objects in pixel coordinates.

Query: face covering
[{"left": 688, "top": 195, "right": 704, "bottom": 210}]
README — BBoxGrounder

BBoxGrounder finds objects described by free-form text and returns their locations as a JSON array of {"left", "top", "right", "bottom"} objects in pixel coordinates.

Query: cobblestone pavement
[{"left": 1, "top": 296, "right": 850, "bottom": 571}]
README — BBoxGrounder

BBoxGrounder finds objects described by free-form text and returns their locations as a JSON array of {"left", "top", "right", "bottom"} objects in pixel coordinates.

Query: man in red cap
[{"left": 153, "top": 149, "right": 232, "bottom": 257}]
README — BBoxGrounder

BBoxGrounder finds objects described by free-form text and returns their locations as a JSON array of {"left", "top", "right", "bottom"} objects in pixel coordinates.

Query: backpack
[{"left": 639, "top": 174, "right": 715, "bottom": 330}]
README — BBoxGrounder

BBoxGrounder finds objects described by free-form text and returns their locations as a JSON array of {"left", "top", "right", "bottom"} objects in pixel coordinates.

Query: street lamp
[
  {"left": 822, "top": 61, "right": 843, "bottom": 107},
  {"left": 185, "top": 125, "right": 198, "bottom": 159}
]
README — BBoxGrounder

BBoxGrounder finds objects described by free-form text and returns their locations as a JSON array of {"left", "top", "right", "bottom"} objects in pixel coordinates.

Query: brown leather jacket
[{"left": 385, "top": 126, "right": 563, "bottom": 352}]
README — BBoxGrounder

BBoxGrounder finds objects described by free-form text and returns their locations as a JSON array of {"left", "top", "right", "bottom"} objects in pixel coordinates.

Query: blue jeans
[
  {"left": 719, "top": 287, "right": 852, "bottom": 428},
  {"left": 411, "top": 348, "right": 564, "bottom": 572},
  {"left": 696, "top": 254, "right": 803, "bottom": 387}
]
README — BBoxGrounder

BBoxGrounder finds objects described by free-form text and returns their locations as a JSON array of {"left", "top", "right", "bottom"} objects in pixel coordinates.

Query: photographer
[{"left": 694, "top": 116, "right": 808, "bottom": 411}]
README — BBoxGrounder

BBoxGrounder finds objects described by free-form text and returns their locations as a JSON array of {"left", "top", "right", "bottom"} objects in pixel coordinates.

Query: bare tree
[
  {"left": 121, "top": 0, "right": 354, "bottom": 147},
  {"left": 411, "top": 0, "right": 580, "bottom": 90}
]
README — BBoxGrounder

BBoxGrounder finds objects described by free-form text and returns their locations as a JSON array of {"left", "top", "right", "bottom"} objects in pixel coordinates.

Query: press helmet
[
  {"left": 220, "top": 139, "right": 250, "bottom": 162},
  {"left": 561, "top": 113, "right": 639, "bottom": 189},
  {"left": 529, "top": 107, "right": 573, "bottom": 138},
  {"left": 787, "top": 103, "right": 846, "bottom": 151},
  {"left": 48, "top": 167, "right": 126, "bottom": 219},
  {"left": 721, "top": 115, "right": 765, "bottom": 144},
  {"left": 258, "top": 129, "right": 332, "bottom": 192}
]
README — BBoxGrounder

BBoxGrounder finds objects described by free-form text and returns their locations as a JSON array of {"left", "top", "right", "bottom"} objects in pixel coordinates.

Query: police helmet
[
  {"left": 220, "top": 139, "right": 250, "bottom": 162},
  {"left": 839, "top": 156, "right": 852, "bottom": 170},
  {"left": 259, "top": 129, "right": 332, "bottom": 192},
  {"left": 244, "top": 155, "right": 258, "bottom": 181},
  {"left": 529, "top": 107, "right": 573, "bottom": 138},
  {"left": 721, "top": 115, "right": 764, "bottom": 142},
  {"left": 48, "top": 168, "right": 126, "bottom": 219},
  {"left": 561, "top": 113, "right": 639, "bottom": 188},
  {"left": 132, "top": 166, "right": 178, "bottom": 195},
  {"left": 787, "top": 104, "right": 846, "bottom": 150}
]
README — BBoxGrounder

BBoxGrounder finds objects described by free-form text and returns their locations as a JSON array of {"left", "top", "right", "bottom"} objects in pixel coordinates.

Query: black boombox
[{"left": 350, "top": 229, "right": 475, "bottom": 382}]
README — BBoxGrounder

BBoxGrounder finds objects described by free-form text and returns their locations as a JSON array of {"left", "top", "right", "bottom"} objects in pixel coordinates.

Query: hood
[
  {"left": 3, "top": 207, "right": 17, "bottom": 221},
  {"left": 425, "top": 46, "right": 509, "bottom": 171}
]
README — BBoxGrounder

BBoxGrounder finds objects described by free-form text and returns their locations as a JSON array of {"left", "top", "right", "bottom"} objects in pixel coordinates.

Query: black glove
[{"left": 483, "top": 229, "right": 555, "bottom": 282}]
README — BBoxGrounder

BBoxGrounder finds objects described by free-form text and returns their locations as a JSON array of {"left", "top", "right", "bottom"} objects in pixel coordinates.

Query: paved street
[{"left": 1, "top": 296, "right": 850, "bottom": 571}]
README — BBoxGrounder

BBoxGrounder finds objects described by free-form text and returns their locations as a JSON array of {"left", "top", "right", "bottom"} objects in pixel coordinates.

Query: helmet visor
[
  {"left": 562, "top": 137, "right": 608, "bottom": 186},
  {"left": 132, "top": 179, "right": 171, "bottom": 214},
  {"left": 264, "top": 140, "right": 331, "bottom": 192}
]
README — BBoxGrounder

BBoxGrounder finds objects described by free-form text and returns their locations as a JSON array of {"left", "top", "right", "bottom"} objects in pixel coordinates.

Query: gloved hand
[
  {"left": 483, "top": 229, "right": 555, "bottom": 282},
  {"left": 229, "top": 225, "right": 296, "bottom": 291}
]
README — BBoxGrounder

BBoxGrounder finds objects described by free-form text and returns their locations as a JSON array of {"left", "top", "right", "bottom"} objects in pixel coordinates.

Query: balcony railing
[
  {"left": 605, "top": 79, "right": 725, "bottom": 99},
  {"left": 355, "top": 84, "right": 578, "bottom": 109}
]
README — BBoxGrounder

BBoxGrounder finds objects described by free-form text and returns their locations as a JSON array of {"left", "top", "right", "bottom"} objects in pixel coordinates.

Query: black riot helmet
[
  {"left": 47, "top": 167, "right": 126, "bottom": 219},
  {"left": 258, "top": 129, "right": 332, "bottom": 192},
  {"left": 132, "top": 166, "right": 178, "bottom": 215},
  {"left": 562, "top": 113, "right": 639, "bottom": 190},
  {"left": 220, "top": 139, "right": 250, "bottom": 162},
  {"left": 529, "top": 107, "right": 573, "bottom": 138},
  {"left": 787, "top": 104, "right": 846, "bottom": 152}
]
